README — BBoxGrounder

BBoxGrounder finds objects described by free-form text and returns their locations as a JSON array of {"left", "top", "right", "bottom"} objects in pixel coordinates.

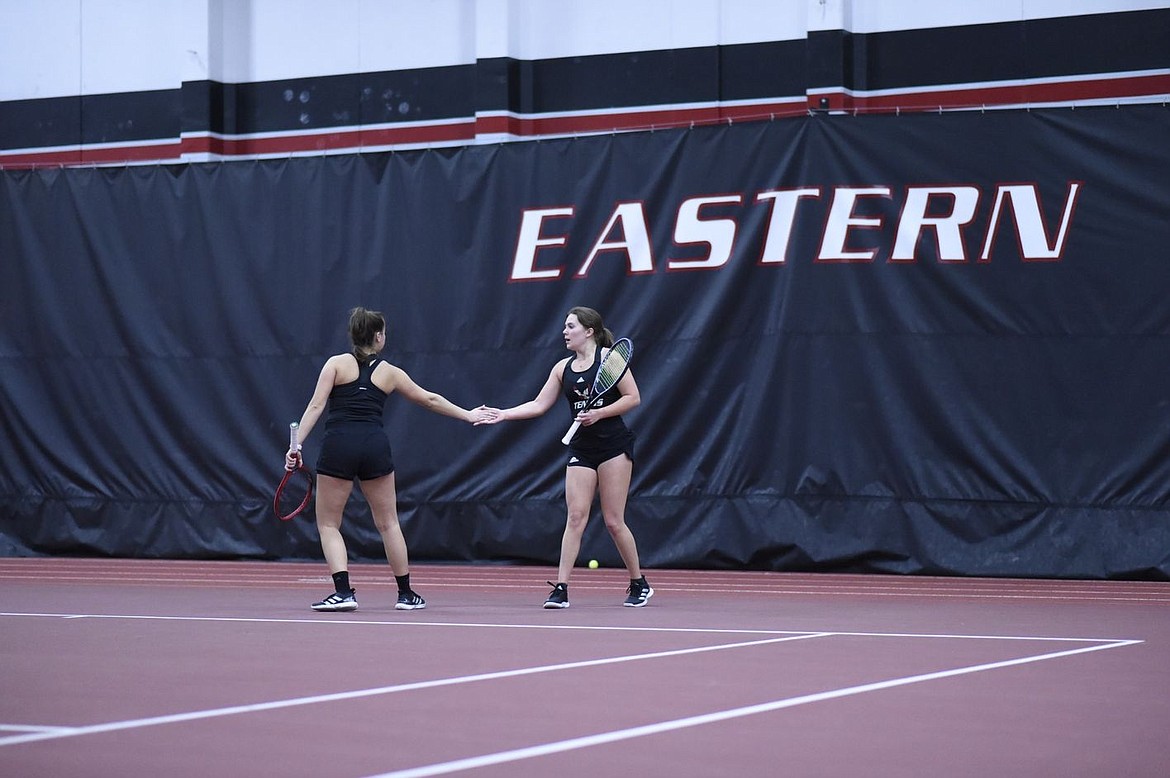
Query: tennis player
[
  {"left": 480, "top": 306, "right": 653, "bottom": 608},
  {"left": 286, "top": 307, "right": 496, "bottom": 612}
]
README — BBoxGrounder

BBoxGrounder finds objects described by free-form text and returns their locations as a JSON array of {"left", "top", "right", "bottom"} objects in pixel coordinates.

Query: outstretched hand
[{"left": 472, "top": 405, "right": 503, "bottom": 425}]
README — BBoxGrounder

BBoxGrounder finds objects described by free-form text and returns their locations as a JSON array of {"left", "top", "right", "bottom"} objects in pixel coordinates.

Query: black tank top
[
  {"left": 562, "top": 348, "right": 624, "bottom": 437},
  {"left": 325, "top": 354, "right": 388, "bottom": 428}
]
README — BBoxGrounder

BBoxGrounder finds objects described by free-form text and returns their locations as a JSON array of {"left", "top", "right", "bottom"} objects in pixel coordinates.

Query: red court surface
[{"left": 1, "top": 558, "right": 1168, "bottom": 777}]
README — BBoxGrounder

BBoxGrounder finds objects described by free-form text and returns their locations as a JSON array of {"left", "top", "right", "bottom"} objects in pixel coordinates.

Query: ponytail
[
  {"left": 567, "top": 306, "right": 613, "bottom": 348},
  {"left": 348, "top": 307, "right": 386, "bottom": 357}
]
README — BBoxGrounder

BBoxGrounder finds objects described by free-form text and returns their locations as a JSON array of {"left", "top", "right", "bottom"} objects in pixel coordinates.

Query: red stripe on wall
[
  {"left": 1, "top": 74, "right": 1165, "bottom": 169},
  {"left": 810, "top": 72, "right": 1170, "bottom": 113}
]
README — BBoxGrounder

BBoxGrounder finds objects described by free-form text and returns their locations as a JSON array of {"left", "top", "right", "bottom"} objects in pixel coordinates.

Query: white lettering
[
  {"left": 576, "top": 202, "right": 654, "bottom": 277},
  {"left": 757, "top": 188, "right": 821, "bottom": 264},
  {"left": 510, "top": 207, "right": 572, "bottom": 281},
  {"left": 667, "top": 195, "right": 743, "bottom": 270},
  {"left": 980, "top": 183, "right": 1082, "bottom": 262},
  {"left": 817, "top": 187, "right": 891, "bottom": 263},
  {"left": 892, "top": 187, "right": 980, "bottom": 262},
  {"left": 509, "top": 181, "right": 1084, "bottom": 279}
]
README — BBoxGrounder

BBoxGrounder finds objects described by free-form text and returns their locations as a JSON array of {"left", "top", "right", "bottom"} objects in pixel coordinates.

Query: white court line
[
  {"left": 0, "top": 611, "right": 1141, "bottom": 754},
  {"left": 0, "top": 610, "right": 813, "bottom": 636},
  {"left": 0, "top": 725, "right": 77, "bottom": 733},
  {"left": 4, "top": 574, "right": 1166, "bottom": 602},
  {"left": 0, "top": 612, "right": 1133, "bottom": 643},
  {"left": 0, "top": 632, "right": 830, "bottom": 747},
  {"left": 3, "top": 565, "right": 1166, "bottom": 603},
  {"left": 364, "top": 638, "right": 1143, "bottom": 778}
]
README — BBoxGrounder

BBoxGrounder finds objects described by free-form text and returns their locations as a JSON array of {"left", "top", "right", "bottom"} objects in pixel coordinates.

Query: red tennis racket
[{"left": 274, "top": 422, "right": 314, "bottom": 521}]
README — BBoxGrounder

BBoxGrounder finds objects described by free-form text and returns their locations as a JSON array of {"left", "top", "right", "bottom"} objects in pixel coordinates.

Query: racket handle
[
  {"left": 289, "top": 422, "right": 300, "bottom": 452},
  {"left": 561, "top": 419, "right": 582, "bottom": 446}
]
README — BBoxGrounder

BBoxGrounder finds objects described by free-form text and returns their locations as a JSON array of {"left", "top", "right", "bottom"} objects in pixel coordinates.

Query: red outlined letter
[
  {"left": 817, "top": 186, "right": 891, "bottom": 263},
  {"left": 511, "top": 207, "right": 573, "bottom": 281}
]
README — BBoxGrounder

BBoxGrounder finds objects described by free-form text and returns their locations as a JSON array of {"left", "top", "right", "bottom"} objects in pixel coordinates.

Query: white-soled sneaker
[
  {"left": 544, "top": 581, "right": 569, "bottom": 609},
  {"left": 312, "top": 590, "right": 358, "bottom": 612},
  {"left": 395, "top": 590, "right": 426, "bottom": 610},
  {"left": 623, "top": 578, "right": 654, "bottom": 607}
]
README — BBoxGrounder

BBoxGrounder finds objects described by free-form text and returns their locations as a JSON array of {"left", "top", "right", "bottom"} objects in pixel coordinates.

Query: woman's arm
[
  {"left": 479, "top": 360, "right": 565, "bottom": 424},
  {"left": 383, "top": 363, "right": 494, "bottom": 423},
  {"left": 294, "top": 357, "right": 341, "bottom": 442},
  {"left": 285, "top": 357, "right": 339, "bottom": 468},
  {"left": 574, "top": 369, "right": 640, "bottom": 428}
]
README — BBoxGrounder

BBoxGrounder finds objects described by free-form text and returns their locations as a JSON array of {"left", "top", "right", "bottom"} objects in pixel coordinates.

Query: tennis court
[{"left": 2, "top": 558, "right": 1167, "bottom": 777}]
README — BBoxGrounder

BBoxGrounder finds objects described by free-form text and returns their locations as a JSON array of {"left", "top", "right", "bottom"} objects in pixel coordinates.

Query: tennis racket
[
  {"left": 561, "top": 337, "right": 633, "bottom": 445},
  {"left": 274, "top": 422, "right": 314, "bottom": 521}
]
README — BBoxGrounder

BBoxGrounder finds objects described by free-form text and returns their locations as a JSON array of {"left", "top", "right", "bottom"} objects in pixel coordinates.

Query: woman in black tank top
[
  {"left": 285, "top": 307, "right": 497, "bottom": 613},
  {"left": 479, "top": 306, "right": 654, "bottom": 609}
]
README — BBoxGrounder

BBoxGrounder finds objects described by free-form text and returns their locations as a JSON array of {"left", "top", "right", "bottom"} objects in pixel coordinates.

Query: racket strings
[
  {"left": 596, "top": 357, "right": 627, "bottom": 388},
  {"left": 593, "top": 342, "right": 632, "bottom": 393}
]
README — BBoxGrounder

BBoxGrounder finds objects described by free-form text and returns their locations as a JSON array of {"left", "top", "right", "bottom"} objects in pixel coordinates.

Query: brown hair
[
  {"left": 348, "top": 307, "right": 385, "bottom": 357},
  {"left": 568, "top": 306, "right": 614, "bottom": 348}
]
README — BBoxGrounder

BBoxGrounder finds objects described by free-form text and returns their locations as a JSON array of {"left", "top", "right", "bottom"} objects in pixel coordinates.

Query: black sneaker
[
  {"left": 312, "top": 589, "right": 357, "bottom": 612},
  {"left": 544, "top": 581, "right": 569, "bottom": 609},
  {"left": 624, "top": 578, "right": 654, "bottom": 607},
  {"left": 395, "top": 590, "right": 426, "bottom": 610}
]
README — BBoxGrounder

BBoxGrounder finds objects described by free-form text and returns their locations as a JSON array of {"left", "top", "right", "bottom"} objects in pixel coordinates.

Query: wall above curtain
[{"left": 1, "top": 1, "right": 1168, "bottom": 168}]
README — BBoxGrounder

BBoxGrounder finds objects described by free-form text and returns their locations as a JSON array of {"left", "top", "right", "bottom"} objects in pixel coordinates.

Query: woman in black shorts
[
  {"left": 285, "top": 307, "right": 496, "bottom": 612},
  {"left": 481, "top": 306, "right": 652, "bottom": 609}
]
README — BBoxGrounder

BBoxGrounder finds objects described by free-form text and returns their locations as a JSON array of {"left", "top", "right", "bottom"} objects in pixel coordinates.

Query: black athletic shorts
[
  {"left": 567, "top": 427, "right": 635, "bottom": 470},
  {"left": 316, "top": 427, "right": 395, "bottom": 481}
]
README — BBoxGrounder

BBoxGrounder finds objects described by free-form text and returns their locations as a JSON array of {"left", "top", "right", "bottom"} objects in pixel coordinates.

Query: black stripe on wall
[
  {"left": 0, "top": 96, "right": 82, "bottom": 149},
  {"left": 511, "top": 40, "right": 807, "bottom": 113},
  {"left": 217, "top": 64, "right": 474, "bottom": 134},
  {"left": 0, "top": 90, "right": 178, "bottom": 150},
  {"left": 79, "top": 89, "right": 180, "bottom": 144},
  {"left": 3, "top": 42, "right": 801, "bottom": 151},
  {"left": 1, "top": 10, "right": 1167, "bottom": 153},
  {"left": 856, "top": 8, "right": 1170, "bottom": 90}
]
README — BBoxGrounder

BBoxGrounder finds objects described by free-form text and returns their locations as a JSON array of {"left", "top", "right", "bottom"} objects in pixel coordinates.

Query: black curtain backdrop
[{"left": 2, "top": 106, "right": 1169, "bottom": 578}]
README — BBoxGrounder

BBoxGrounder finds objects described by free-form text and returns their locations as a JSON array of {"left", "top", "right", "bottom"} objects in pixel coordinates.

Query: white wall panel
[
  {"left": 215, "top": 0, "right": 475, "bottom": 84},
  {"left": 1021, "top": 0, "right": 1170, "bottom": 22},
  {"left": 0, "top": 0, "right": 82, "bottom": 100},
  {"left": 218, "top": 0, "right": 361, "bottom": 83},
  {"left": 356, "top": 0, "right": 475, "bottom": 71},
  {"left": 720, "top": 0, "right": 806, "bottom": 45},
  {"left": 0, "top": 0, "right": 1164, "bottom": 99},
  {"left": 79, "top": 0, "right": 181, "bottom": 94},
  {"left": 2, "top": 0, "right": 183, "bottom": 100},
  {"left": 498, "top": 0, "right": 806, "bottom": 60}
]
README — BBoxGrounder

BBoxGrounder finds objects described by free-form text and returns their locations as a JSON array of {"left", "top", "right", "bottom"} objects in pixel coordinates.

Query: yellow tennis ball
[{"left": 588, "top": 559, "right": 599, "bottom": 569}]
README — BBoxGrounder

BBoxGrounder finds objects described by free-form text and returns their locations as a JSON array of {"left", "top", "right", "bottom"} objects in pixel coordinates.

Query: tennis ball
[{"left": 588, "top": 559, "right": 599, "bottom": 569}]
